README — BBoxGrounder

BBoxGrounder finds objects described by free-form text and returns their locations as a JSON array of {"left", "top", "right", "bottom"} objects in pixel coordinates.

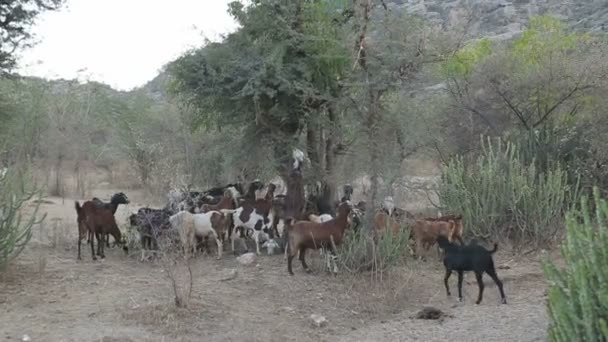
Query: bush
[
  {"left": 543, "top": 187, "right": 608, "bottom": 341},
  {"left": 0, "top": 166, "right": 45, "bottom": 270},
  {"left": 439, "top": 137, "right": 577, "bottom": 247},
  {"left": 337, "top": 221, "right": 410, "bottom": 274}
]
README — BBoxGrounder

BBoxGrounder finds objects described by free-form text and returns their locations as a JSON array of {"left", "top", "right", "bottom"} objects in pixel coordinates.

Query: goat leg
[
  {"left": 90, "top": 231, "right": 97, "bottom": 261},
  {"left": 487, "top": 268, "right": 507, "bottom": 304},
  {"left": 444, "top": 269, "right": 452, "bottom": 296},
  {"left": 299, "top": 248, "right": 311, "bottom": 273},
  {"left": 254, "top": 230, "right": 261, "bottom": 256},
  {"left": 98, "top": 233, "right": 105, "bottom": 259},
  {"left": 214, "top": 232, "right": 222, "bottom": 260},
  {"left": 287, "top": 254, "right": 295, "bottom": 275},
  {"left": 457, "top": 270, "right": 464, "bottom": 302},
  {"left": 77, "top": 236, "right": 82, "bottom": 260},
  {"left": 475, "top": 272, "right": 485, "bottom": 304}
]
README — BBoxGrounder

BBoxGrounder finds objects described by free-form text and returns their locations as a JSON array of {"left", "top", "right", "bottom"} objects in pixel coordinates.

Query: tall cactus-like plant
[
  {"left": 0, "top": 167, "right": 45, "bottom": 271},
  {"left": 543, "top": 187, "right": 608, "bottom": 341},
  {"left": 439, "top": 136, "right": 576, "bottom": 246}
]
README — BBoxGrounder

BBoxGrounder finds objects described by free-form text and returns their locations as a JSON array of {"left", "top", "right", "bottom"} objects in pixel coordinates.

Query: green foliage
[
  {"left": 0, "top": 166, "right": 45, "bottom": 270},
  {"left": 511, "top": 15, "right": 588, "bottom": 66},
  {"left": 0, "top": 0, "right": 65, "bottom": 72},
  {"left": 337, "top": 222, "right": 410, "bottom": 273},
  {"left": 439, "top": 137, "right": 576, "bottom": 246},
  {"left": 442, "top": 38, "right": 492, "bottom": 77},
  {"left": 543, "top": 187, "right": 608, "bottom": 341}
]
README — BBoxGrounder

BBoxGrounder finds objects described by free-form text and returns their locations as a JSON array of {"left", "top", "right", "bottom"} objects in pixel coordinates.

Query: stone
[{"left": 310, "top": 314, "right": 327, "bottom": 328}]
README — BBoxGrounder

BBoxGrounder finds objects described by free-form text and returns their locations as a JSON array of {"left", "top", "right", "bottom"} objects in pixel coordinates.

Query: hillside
[{"left": 390, "top": 0, "right": 608, "bottom": 40}]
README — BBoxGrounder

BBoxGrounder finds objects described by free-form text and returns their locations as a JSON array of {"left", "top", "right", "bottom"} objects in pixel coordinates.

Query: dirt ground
[{"left": 0, "top": 188, "right": 551, "bottom": 342}]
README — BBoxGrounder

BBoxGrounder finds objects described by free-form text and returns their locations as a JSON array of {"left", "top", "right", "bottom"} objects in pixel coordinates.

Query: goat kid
[{"left": 437, "top": 236, "right": 507, "bottom": 305}]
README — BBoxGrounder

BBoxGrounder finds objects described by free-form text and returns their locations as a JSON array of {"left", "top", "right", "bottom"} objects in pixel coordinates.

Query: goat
[
  {"left": 284, "top": 149, "right": 306, "bottom": 221},
  {"left": 373, "top": 210, "right": 402, "bottom": 240},
  {"left": 200, "top": 188, "right": 240, "bottom": 244},
  {"left": 422, "top": 214, "right": 464, "bottom": 244},
  {"left": 88, "top": 192, "right": 130, "bottom": 246},
  {"left": 411, "top": 215, "right": 464, "bottom": 260},
  {"left": 75, "top": 200, "right": 128, "bottom": 260},
  {"left": 223, "top": 195, "right": 274, "bottom": 255},
  {"left": 169, "top": 210, "right": 225, "bottom": 260},
  {"left": 437, "top": 236, "right": 506, "bottom": 304},
  {"left": 340, "top": 184, "right": 353, "bottom": 203},
  {"left": 381, "top": 196, "right": 395, "bottom": 216},
  {"left": 285, "top": 201, "right": 353, "bottom": 275},
  {"left": 129, "top": 207, "right": 173, "bottom": 254}
]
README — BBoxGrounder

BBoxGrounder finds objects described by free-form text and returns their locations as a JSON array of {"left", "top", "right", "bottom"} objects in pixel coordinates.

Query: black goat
[
  {"left": 437, "top": 236, "right": 507, "bottom": 305},
  {"left": 129, "top": 207, "right": 173, "bottom": 251},
  {"left": 89, "top": 192, "right": 130, "bottom": 246}
]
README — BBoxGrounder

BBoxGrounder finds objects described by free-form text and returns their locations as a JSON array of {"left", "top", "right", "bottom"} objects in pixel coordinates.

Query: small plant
[
  {"left": 337, "top": 221, "right": 410, "bottom": 276},
  {"left": 0, "top": 166, "right": 45, "bottom": 271},
  {"left": 543, "top": 187, "right": 608, "bottom": 341}
]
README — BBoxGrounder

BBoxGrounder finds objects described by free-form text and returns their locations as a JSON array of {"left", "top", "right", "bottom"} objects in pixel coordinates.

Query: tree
[
  {"left": 0, "top": 0, "right": 65, "bottom": 73},
  {"left": 169, "top": 0, "right": 353, "bottom": 194},
  {"left": 442, "top": 15, "right": 607, "bottom": 156}
]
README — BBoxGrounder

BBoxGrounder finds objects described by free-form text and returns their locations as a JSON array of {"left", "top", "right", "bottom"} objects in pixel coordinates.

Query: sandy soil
[{"left": 0, "top": 190, "right": 551, "bottom": 342}]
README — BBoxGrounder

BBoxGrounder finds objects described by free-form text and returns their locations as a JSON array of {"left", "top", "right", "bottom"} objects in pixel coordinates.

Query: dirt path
[{"left": 0, "top": 195, "right": 550, "bottom": 342}]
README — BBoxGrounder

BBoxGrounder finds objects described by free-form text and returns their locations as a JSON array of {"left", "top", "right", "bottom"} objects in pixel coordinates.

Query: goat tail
[{"left": 489, "top": 243, "right": 498, "bottom": 254}]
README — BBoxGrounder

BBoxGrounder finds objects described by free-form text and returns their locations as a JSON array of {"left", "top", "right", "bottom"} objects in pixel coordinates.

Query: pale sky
[{"left": 16, "top": 0, "right": 238, "bottom": 91}]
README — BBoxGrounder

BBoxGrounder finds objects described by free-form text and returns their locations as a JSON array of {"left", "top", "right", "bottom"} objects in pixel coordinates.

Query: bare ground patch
[{"left": 1, "top": 194, "right": 550, "bottom": 342}]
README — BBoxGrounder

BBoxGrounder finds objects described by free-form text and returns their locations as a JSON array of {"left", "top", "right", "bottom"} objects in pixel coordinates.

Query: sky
[{"left": 16, "top": 0, "right": 239, "bottom": 91}]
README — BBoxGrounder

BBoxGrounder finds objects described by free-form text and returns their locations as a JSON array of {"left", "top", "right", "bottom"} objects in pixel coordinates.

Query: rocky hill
[{"left": 389, "top": 0, "right": 608, "bottom": 40}]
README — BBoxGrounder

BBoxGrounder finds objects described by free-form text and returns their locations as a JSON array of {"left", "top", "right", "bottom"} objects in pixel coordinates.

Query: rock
[
  {"left": 310, "top": 314, "right": 327, "bottom": 327},
  {"left": 236, "top": 252, "right": 256, "bottom": 266},
  {"left": 282, "top": 306, "right": 296, "bottom": 313},
  {"left": 21, "top": 335, "right": 31, "bottom": 342},
  {"left": 219, "top": 268, "right": 238, "bottom": 281}
]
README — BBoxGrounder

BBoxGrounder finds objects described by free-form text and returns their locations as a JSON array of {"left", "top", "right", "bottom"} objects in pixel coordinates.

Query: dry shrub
[{"left": 154, "top": 231, "right": 193, "bottom": 308}]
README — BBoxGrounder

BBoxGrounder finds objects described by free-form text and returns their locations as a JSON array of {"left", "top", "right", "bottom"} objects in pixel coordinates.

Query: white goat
[{"left": 169, "top": 210, "right": 224, "bottom": 259}]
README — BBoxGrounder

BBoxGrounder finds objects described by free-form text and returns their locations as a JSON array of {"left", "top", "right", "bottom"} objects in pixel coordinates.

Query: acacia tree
[
  {"left": 0, "top": 0, "right": 65, "bottom": 73},
  {"left": 169, "top": 0, "right": 352, "bottom": 196}
]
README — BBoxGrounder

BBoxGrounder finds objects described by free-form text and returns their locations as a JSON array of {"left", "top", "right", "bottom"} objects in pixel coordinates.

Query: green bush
[
  {"left": 0, "top": 166, "right": 44, "bottom": 270},
  {"left": 439, "top": 136, "right": 577, "bottom": 246},
  {"left": 337, "top": 220, "right": 410, "bottom": 274},
  {"left": 543, "top": 187, "right": 608, "bottom": 341}
]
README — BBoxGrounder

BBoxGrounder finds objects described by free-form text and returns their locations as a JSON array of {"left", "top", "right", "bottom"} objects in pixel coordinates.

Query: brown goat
[
  {"left": 285, "top": 201, "right": 352, "bottom": 275},
  {"left": 200, "top": 188, "right": 238, "bottom": 244},
  {"left": 411, "top": 215, "right": 464, "bottom": 260},
  {"left": 373, "top": 210, "right": 402, "bottom": 240},
  {"left": 75, "top": 201, "right": 127, "bottom": 260}
]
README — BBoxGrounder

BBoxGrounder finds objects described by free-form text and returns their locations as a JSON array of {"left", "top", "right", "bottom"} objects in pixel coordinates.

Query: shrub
[
  {"left": 543, "top": 187, "right": 608, "bottom": 341},
  {"left": 0, "top": 166, "right": 45, "bottom": 270},
  {"left": 439, "top": 136, "right": 577, "bottom": 247},
  {"left": 337, "top": 220, "right": 410, "bottom": 274}
]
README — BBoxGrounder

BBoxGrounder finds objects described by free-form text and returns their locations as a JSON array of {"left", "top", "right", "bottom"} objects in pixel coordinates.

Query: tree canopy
[{"left": 0, "top": 0, "right": 65, "bottom": 73}]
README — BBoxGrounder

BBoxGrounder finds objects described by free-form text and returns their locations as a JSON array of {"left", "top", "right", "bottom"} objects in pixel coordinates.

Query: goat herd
[{"left": 73, "top": 149, "right": 507, "bottom": 305}]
